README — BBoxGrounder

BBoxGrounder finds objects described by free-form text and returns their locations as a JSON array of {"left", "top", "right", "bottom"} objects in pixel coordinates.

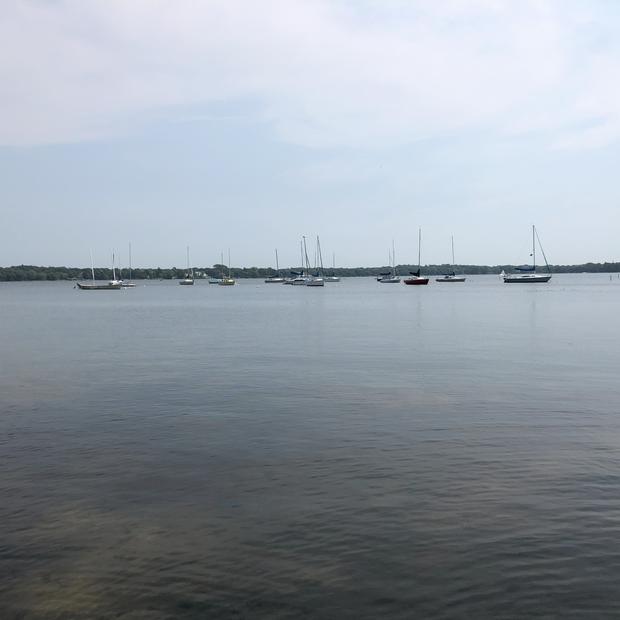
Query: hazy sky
[{"left": 2, "top": 0, "right": 620, "bottom": 268}]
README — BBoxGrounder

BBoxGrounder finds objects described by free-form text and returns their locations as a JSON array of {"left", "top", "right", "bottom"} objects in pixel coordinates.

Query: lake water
[{"left": 2, "top": 275, "right": 620, "bottom": 619}]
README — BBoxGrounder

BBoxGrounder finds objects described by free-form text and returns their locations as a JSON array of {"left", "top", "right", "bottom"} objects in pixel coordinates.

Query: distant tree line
[{"left": 1, "top": 262, "right": 619, "bottom": 282}]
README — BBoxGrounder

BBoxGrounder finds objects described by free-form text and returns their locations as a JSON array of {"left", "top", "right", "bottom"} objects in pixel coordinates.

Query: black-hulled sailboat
[{"left": 404, "top": 228, "right": 429, "bottom": 285}]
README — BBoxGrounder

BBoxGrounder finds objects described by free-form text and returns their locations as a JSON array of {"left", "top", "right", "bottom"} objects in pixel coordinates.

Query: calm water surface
[{"left": 2, "top": 275, "right": 620, "bottom": 619}]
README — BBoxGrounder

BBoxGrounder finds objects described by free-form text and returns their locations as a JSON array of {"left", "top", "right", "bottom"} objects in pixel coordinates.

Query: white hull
[
  {"left": 324, "top": 276, "right": 340, "bottom": 282},
  {"left": 378, "top": 277, "right": 400, "bottom": 283},
  {"left": 436, "top": 276, "right": 466, "bottom": 282},
  {"left": 306, "top": 278, "right": 324, "bottom": 287},
  {"left": 265, "top": 277, "right": 285, "bottom": 283},
  {"left": 503, "top": 274, "right": 551, "bottom": 283}
]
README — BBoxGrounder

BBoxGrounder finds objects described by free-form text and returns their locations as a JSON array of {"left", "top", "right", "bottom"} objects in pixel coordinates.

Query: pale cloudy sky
[{"left": 2, "top": 0, "right": 620, "bottom": 267}]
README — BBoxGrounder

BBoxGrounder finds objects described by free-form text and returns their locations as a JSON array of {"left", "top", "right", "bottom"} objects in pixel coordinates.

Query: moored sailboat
[
  {"left": 503, "top": 225, "right": 552, "bottom": 283},
  {"left": 76, "top": 250, "right": 122, "bottom": 290},
  {"left": 436, "top": 236, "right": 466, "bottom": 282},
  {"left": 305, "top": 236, "right": 325, "bottom": 287},
  {"left": 324, "top": 252, "right": 341, "bottom": 282},
  {"left": 404, "top": 228, "right": 429, "bottom": 285},
  {"left": 265, "top": 249, "right": 285, "bottom": 283},
  {"left": 179, "top": 246, "right": 194, "bottom": 285},
  {"left": 121, "top": 242, "right": 137, "bottom": 288},
  {"left": 377, "top": 241, "right": 400, "bottom": 283},
  {"left": 218, "top": 249, "right": 236, "bottom": 285}
]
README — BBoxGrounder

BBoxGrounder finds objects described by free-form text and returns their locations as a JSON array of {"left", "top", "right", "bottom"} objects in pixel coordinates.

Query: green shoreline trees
[{"left": 1, "top": 262, "right": 619, "bottom": 281}]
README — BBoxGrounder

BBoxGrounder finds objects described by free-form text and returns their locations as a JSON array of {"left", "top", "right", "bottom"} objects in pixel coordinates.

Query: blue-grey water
[{"left": 2, "top": 275, "right": 620, "bottom": 619}]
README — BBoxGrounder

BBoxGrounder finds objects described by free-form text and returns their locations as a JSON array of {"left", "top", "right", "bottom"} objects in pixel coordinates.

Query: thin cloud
[{"left": 1, "top": 0, "right": 619, "bottom": 149}]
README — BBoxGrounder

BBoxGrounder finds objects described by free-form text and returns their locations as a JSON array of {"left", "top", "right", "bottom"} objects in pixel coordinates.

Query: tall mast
[
  {"left": 187, "top": 245, "right": 193, "bottom": 278},
  {"left": 392, "top": 239, "right": 396, "bottom": 276},
  {"left": 90, "top": 249, "right": 95, "bottom": 282},
  {"left": 300, "top": 240, "right": 304, "bottom": 274},
  {"left": 275, "top": 248, "right": 279, "bottom": 273},
  {"left": 317, "top": 236, "right": 324, "bottom": 275},
  {"left": 302, "top": 236, "right": 311, "bottom": 273},
  {"left": 418, "top": 228, "right": 422, "bottom": 271},
  {"left": 228, "top": 249, "right": 231, "bottom": 278},
  {"left": 451, "top": 235, "right": 455, "bottom": 266},
  {"left": 532, "top": 225, "right": 536, "bottom": 271},
  {"left": 333, "top": 252, "right": 335, "bottom": 270},
  {"left": 129, "top": 242, "right": 132, "bottom": 282},
  {"left": 112, "top": 252, "right": 116, "bottom": 281}
]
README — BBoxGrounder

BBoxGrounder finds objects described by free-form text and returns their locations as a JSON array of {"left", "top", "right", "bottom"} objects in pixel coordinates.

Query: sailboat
[
  {"left": 324, "top": 252, "right": 341, "bottom": 282},
  {"left": 404, "top": 228, "right": 429, "bottom": 285},
  {"left": 208, "top": 252, "right": 224, "bottom": 283},
  {"left": 179, "top": 246, "right": 194, "bottom": 285},
  {"left": 287, "top": 239, "right": 310, "bottom": 285},
  {"left": 76, "top": 251, "right": 122, "bottom": 290},
  {"left": 503, "top": 225, "right": 552, "bottom": 283},
  {"left": 121, "top": 242, "right": 137, "bottom": 288},
  {"left": 436, "top": 236, "right": 466, "bottom": 282},
  {"left": 306, "top": 236, "right": 325, "bottom": 287},
  {"left": 377, "top": 241, "right": 400, "bottom": 283},
  {"left": 265, "top": 249, "right": 285, "bottom": 283},
  {"left": 218, "top": 249, "right": 236, "bottom": 285}
]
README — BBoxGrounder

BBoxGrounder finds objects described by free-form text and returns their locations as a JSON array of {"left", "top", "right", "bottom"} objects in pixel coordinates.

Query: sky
[{"left": 2, "top": 0, "right": 620, "bottom": 268}]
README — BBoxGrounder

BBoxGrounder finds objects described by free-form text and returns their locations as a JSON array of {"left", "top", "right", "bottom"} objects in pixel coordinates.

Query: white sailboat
[
  {"left": 179, "top": 246, "right": 194, "bottom": 285},
  {"left": 218, "top": 249, "right": 235, "bottom": 285},
  {"left": 287, "top": 239, "right": 310, "bottom": 285},
  {"left": 209, "top": 252, "right": 224, "bottom": 283},
  {"left": 377, "top": 241, "right": 400, "bottom": 283},
  {"left": 265, "top": 249, "right": 285, "bottom": 283},
  {"left": 121, "top": 242, "right": 136, "bottom": 288},
  {"left": 76, "top": 250, "right": 122, "bottom": 290},
  {"left": 436, "top": 236, "right": 466, "bottom": 282},
  {"left": 305, "top": 236, "right": 325, "bottom": 287},
  {"left": 324, "top": 252, "right": 341, "bottom": 282},
  {"left": 503, "top": 225, "right": 552, "bottom": 283}
]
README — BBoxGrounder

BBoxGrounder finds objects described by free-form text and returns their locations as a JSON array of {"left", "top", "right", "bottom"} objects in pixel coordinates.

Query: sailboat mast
[
  {"left": 275, "top": 248, "right": 279, "bottom": 273},
  {"left": 129, "top": 242, "right": 132, "bottom": 282},
  {"left": 317, "top": 236, "right": 324, "bottom": 275},
  {"left": 532, "top": 225, "right": 536, "bottom": 271},
  {"left": 418, "top": 228, "right": 422, "bottom": 271},
  {"left": 228, "top": 249, "right": 231, "bottom": 278},
  {"left": 302, "top": 236, "right": 310, "bottom": 272},
  {"left": 90, "top": 249, "right": 95, "bottom": 282},
  {"left": 451, "top": 235, "right": 455, "bottom": 266},
  {"left": 112, "top": 252, "right": 116, "bottom": 281},
  {"left": 392, "top": 239, "right": 396, "bottom": 276}
]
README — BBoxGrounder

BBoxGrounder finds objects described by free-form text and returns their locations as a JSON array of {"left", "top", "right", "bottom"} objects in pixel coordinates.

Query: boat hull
[
  {"left": 404, "top": 277, "right": 429, "bottom": 285},
  {"left": 503, "top": 275, "right": 551, "bottom": 283},
  {"left": 76, "top": 281, "right": 122, "bottom": 290},
  {"left": 218, "top": 278, "right": 235, "bottom": 286},
  {"left": 265, "top": 277, "right": 285, "bottom": 283},
  {"left": 436, "top": 276, "right": 466, "bottom": 283},
  {"left": 378, "top": 277, "right": 400, "bottom": 283},
  {"left": 179, "top": 279, "right": 194, "bottom": 285},
  {"left": 305, "top": 278, "right": 324, "bottom": 287}
]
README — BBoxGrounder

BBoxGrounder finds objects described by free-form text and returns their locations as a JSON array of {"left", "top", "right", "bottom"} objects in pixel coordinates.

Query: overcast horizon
[{"left": 2, "top": 1, "right": 620, "bottom": 268}]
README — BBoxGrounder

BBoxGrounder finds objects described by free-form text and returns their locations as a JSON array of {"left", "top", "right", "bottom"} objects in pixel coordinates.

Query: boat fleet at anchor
[{"left": 76, "top": 226, "right": 552, "bottom": 290}]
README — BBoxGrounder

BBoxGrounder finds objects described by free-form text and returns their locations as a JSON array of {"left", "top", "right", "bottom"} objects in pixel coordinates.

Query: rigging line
[{"left": 534, "top": 227, "right": 551, "bottom": 273}]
